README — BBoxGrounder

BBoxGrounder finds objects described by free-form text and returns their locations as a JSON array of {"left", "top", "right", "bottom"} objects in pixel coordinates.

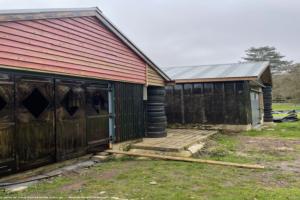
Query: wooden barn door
[
  {"left": 86, "top": 84, "right": 109, "bottom": 152},
  {"left": 16, "top": 75, "right": 55, "bottom": 170},
  {"left": 55, "top": 79, "right": 86, "bottom": 160},
  {"left": 0, "top": 73, "right": 15, "bottom": 175}
]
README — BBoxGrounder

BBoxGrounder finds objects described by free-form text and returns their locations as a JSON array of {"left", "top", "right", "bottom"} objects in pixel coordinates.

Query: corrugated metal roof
[{"left": 162, "top": 61, "right": 269, "bottom": 81}]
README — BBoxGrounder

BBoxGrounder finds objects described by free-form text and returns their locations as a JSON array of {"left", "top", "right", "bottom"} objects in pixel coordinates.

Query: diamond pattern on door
[
  {"left": 0, "top": 95, "right": 7, "bottom": 111},
  {"left": 61, "top": 89, "right": 80, "bottom": 116},
  {"left": 22, "top": 88, "right": 50, "bottom": 118}
]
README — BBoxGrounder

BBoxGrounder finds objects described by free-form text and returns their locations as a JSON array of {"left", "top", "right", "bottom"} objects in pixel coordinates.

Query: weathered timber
[
  {"left": 166, "top": 81, "right": 252, "bottom": 125},
  {"left": 106, "top": 150, "right": 265, "bottom": 169}
]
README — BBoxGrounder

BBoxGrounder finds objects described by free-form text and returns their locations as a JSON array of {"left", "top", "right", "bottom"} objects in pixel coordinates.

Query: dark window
[
  {"left": 165, "top": 85, "right": 173, "bottom": 91},
  {"left": 92, "top": 92, "right": 101, "bottom": 114},
  {"left": 236, "top": 82, "right": 244, "bottom": 94},
  {"left": 184, "top": 84, "right": 193, "bottom": 95},
  {"left": 165, "top": 85, "right": 174, "bottom": 95},
  {"left": 214, "top": 83, "right": 224, "bottom": 94},
  {"left": 22, "top": 88, "right": 49, "bottom": 118},
  {"left": 203, "top": 83, "right": 213, "bottom": 94},
  {"left": 92, "top": 90, "right": 108, "bottom": 114},
  {"left": 193, "top": 83, "right": 203, "bottom": 94},
  {"left": 174, "top": 84, "right": 183, "bottom": 95},
  {"left": 61, "top": 89, "right": 80, "bottom": 116},
  {"left": 224, "top": 82, "right": 235, "bottom": 94},
  {"left": 0, "top": 74, "right": 10, "bottom": 80},
  {"left": 0, "top": 95, "right": 7, "bottom": 111}
]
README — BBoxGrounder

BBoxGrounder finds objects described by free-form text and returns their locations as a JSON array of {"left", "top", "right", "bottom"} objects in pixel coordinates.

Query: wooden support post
[{"left": 180, "top": 85, "right": 185, "bottom": 124}]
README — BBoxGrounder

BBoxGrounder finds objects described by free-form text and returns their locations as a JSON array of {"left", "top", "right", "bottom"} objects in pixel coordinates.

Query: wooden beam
[
  {"left": 175, "top": 77, "right": 257, "bottom": 83},
  {"left": 106, "top": 150, "right": 265, "bottom": 169}
]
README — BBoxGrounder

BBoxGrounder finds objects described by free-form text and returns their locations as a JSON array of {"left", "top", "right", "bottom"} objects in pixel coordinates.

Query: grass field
[
  {"left": 1, "top": 156, "right": 300, "bottom": 200},
  {"left": 1, "top": 103, "right": 300, "bottom": 199},
  {"left": 272, "top": 103, "right": 300, "bottom": 111},
  {"left": 245, "top": 119, "right": 300, "bottom": 138}
]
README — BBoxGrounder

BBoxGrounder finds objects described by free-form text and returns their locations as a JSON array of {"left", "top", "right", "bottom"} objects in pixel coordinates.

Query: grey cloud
[{"left": 0, "top": 0, "right": 299, "bottom": 66}]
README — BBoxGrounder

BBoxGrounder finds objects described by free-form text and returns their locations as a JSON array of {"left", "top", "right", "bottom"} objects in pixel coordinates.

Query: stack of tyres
[
  {"left": 147, "top": 86, "right": 167, "bottom": 137},
  {"left": 263, "top": 86, "right": 273, "bottom": 122}
]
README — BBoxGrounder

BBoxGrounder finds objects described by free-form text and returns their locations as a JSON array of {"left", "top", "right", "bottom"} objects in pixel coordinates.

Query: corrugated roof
[{"left": 162, "top": 61, "right": 270, "bottom": 82}]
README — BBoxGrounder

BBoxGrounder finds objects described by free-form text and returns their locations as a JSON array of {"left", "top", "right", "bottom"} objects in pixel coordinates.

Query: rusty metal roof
[{"left": 162, "top": 61, "right": 270, "bottom": 82}]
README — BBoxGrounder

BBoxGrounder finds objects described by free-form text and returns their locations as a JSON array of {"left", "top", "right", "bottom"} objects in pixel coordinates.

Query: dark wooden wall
[
  {"left": 166, "top": 81, "right": 252, "bottom": 125},
  {"left": 0, "top": 69, "right": 145, "bottom": 176},
  {"left": 114, "top": 82, "right": 144, "bottom": 142}
]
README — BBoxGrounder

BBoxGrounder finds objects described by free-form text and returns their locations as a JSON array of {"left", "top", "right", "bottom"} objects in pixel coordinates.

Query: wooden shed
[
  {"left": 163, "top": 62, "right": 273, "bottom": 131},
  {"left": 0, "top": 7, "right": 170, "bottom": 176}
]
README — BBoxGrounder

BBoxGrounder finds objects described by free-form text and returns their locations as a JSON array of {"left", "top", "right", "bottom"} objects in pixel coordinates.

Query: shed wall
[
  {"left": 147, "top": 65, "right": 165, "bottom": 86},
  {"left": 0, "top": 68, "right": 145, "bottom": 176},
  {"left": 166, "top": 81, "right": 252, "bottom": 125},
  {"left": 114, "top": 82, "right": 145, "bottom": 142},
  {"left": 0, "top": 16, "right": 146, "bottom": 84}
]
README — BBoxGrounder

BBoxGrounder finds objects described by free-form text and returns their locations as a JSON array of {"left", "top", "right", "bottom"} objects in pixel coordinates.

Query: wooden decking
[{"left": 131, "top": 129, "right": 217, "bottom": 152}]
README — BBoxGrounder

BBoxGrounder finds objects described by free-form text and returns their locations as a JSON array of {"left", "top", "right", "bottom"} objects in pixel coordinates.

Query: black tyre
[
  {"left": 147, "top": 106, "right": 165, "bottom": 112},
  {"left": 147, "top": 126, "right": 166, "bottom": 132},
  {"left": 147, "top": 121, "right": 167, "bottom": 127},
  {"left": 147, "top": 86, "right": 167, "bottom": 138},
  {"left": 147, "top": 105, "right": 165, "bottom": 110},
  {"left": 148, "top": 116, "right": 167, "bottom": 123},
  {"left": 148, "top": 89, "right": 166, "bottom": 96},
  {"left": 264, "top": 116, "right": 273, "bottom": 121},
  {"left": 147, "top": 131, "right": 167, "bottom": 138},
  {"left": 264, "top": 105, "right": 272, "bottom": 107},
  {"left": 148, "top": 95, "right": 165, "bottom": 102},
  {"left": 147, "top": 111, "right": 166, "bottom": 117},
  {"left": 147, "top": 102, "right": 165, "bottom": 106}
]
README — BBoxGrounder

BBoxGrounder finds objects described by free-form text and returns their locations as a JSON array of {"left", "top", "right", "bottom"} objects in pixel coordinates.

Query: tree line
[{"left": 242, "top": 46, "right": 299, "bottom": 103}]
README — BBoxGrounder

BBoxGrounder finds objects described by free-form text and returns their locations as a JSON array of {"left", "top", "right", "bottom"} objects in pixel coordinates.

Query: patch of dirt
[
  {"left": 222, "top": 170, "right": 291, "bottom": 188},
  {"left": 258, "top": 171, "right": 292, "bottom": 187},
  {"left": 60, "top": 180, "right": 86, "bottom": 192},
  {"left": 96, "top": 161, "right": 138, "bottom": 180},
  {"left": 98, "top": 168, "right": 121, "bottom": 179},
  {"left": 201, "top": 135, "right": 300, "bottom": 175},
  {"left": 238, "top": 136, "right": 300, "bottom": 173},
  {"left": 238, "top": 136, "right": 300, "bottom": 152},
  {"left": 274, "top": 158, "right": 300, "bottom": 173}
]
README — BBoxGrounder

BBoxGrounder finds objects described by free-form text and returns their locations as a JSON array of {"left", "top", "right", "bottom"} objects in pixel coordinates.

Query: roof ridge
[{"left": 0, "top": 7, "right": 100, "bottom": 14}]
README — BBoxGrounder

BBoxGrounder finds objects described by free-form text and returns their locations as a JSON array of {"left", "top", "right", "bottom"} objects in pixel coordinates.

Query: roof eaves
[
  {"left": 256, "top": 61, "right": 271, "bottom": 79},
  {"left": 164, "top": 61, "right": 263, "bottom": 69},
  {"left": 174, "top": 76, "right": 258, "bottom": 83},
  {"left": 250, "top": 80, "right": 265, "bottom": 88}
]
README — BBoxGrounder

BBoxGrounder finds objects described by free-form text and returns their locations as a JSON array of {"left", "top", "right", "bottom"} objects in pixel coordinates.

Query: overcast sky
[{"left": 1, "top": 0, "right": 299, "bottom": 67}]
